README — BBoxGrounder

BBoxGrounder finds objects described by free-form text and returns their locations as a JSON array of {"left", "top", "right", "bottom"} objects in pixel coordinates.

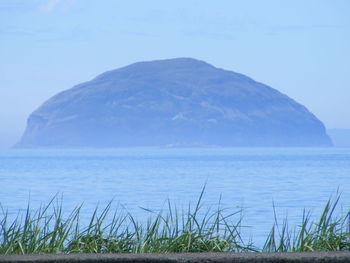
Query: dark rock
[{"left": 16, "top": 58, "right": 332, "bottom": 147}]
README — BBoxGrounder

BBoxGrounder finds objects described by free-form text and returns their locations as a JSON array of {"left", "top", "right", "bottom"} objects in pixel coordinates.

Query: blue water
[{"left": 1, "top": 148, "right": 350, "bottom": 247}]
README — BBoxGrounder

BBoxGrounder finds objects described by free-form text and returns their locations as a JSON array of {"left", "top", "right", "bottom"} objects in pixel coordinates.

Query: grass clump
[
  {"left": 0, "top": 190, "right": 349, "bottom": 254},
  {"left": 263, "top": 195, "right": 350, "bottom": 252},
  {"left": 0, "top": 188, "right": 251, "bottom": 254}
]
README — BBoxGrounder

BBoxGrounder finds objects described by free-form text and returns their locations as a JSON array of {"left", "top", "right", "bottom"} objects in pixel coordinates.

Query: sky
[{"left": 1, "top": 0, "right": 350, "bottom": 148}]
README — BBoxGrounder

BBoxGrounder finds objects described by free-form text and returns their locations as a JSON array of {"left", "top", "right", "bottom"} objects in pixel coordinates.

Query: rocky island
[{"left": 16, "top": 58, "right": 332, "bottom": 147}]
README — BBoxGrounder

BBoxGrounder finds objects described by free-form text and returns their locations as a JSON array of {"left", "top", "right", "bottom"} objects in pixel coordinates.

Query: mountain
[
  {"left": 16, "top": 58, "right": 332, "bottom": 147},
  {"left": 327, "top": 129, "right": 350, "bottom": 147}
]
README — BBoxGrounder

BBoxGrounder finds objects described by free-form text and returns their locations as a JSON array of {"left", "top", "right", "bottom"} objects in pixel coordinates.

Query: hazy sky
[{"left": 1, "top": 0, "right": 349, "bottom": 148}]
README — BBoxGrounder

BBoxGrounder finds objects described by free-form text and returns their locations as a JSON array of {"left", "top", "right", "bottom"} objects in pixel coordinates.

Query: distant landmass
[
  {"left": 327, "top": 129, "right": 350, "bottom": 147},
  {"left": 16, "top": 58, "right": 332, "bottom": 148}
]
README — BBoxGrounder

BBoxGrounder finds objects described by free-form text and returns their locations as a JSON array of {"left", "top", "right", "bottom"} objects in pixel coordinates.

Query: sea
[{"left": 0, "top": 147, "right": 349, "bottom": 248}]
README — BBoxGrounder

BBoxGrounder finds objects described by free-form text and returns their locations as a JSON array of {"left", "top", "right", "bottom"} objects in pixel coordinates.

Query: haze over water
[{"left": 1, "top": 147, "right": 349, "bottom": 247}]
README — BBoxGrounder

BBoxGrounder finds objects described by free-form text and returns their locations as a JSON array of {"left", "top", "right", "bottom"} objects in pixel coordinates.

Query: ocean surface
[{"left": 1, "top": 147, "right": 349, "bottom": 247}]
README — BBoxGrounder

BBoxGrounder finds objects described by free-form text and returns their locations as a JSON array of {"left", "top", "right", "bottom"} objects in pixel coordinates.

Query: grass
[
  {"left": 0, "top": 189, "right": 349, "bottom": 254},
  {"left": 263, "top": 195, "right": 350, "bottom": 252}
]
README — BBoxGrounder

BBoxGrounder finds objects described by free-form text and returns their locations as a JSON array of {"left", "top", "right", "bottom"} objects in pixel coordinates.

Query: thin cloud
[{"left": 39, "top": 0, "right": 76, "bottom": 13}]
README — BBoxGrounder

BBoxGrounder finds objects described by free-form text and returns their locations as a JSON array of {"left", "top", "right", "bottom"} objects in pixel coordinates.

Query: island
[{"left": 16, "top": 58, "right": 332, "bottom": 147}]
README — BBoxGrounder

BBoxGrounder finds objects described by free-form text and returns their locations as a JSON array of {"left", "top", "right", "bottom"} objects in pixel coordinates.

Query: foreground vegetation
[{"left": 0, "top": 190, "right": 349, "bottom": 254}]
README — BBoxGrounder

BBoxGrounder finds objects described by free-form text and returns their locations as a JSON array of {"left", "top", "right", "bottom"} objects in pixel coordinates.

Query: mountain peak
[{"left": 128, "top": 57, "right": 215, "bottom": 68}]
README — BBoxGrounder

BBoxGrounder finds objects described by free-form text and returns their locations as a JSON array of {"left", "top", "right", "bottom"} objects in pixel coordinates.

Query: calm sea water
[{"left": 0, "top": 148, "right": 349, "bottom": 247}]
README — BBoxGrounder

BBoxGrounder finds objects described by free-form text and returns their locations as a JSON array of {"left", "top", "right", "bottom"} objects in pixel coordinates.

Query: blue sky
[{"left": 1, "top": 0, "right": 350, "bottom": 148}]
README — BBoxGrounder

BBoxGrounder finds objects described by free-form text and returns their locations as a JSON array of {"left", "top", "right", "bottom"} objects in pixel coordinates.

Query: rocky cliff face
[{"left": 16, "top": 58, "right": 332, "bottom": 147}]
